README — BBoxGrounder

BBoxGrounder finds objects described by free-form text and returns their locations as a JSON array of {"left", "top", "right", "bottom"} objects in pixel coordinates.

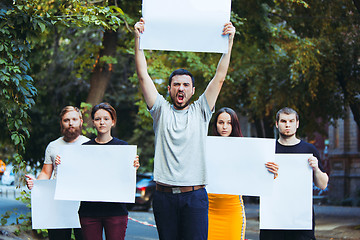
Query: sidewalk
[
  {"left": 245, "top": 203, "right": 360, "bottom": 240},
  {"left": 314, "top": 205, "right": 360, "bottom": 240},
  {"left": 0, "top": 187, "right": 359, "bottom": 240}
]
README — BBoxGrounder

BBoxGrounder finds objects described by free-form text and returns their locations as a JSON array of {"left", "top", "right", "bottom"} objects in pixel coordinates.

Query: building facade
[{"left": 328, "top": 108, "right": 360, "bottom": 205}]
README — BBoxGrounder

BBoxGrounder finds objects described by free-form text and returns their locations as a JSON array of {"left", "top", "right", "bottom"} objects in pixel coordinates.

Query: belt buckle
[{"left": 172, "top": 187, "right": 181, "bottom": 194}]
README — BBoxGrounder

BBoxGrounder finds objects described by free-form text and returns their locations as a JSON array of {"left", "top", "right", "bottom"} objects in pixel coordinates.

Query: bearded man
[{"left": 26, "top": 106, "right": 89, "bottom": 240}]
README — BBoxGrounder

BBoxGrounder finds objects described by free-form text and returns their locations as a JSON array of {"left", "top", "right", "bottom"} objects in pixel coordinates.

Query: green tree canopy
[
  {"left": 2, "top": 0, "right": 360, "bottom": 175},
  {"left": 1, "top": 0, "right": 136, "bottom": 173}
]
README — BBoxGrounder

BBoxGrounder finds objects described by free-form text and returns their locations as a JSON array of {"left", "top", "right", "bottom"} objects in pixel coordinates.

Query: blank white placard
[
  {"left": 55, "top": 145, "right": 137, "bottom": 202},
  {"left": 206, "top": 136, "right": 276, "bottom": 196},
  {"left": 32, "top": 180, "right": 80, "bottom": 229},
  {"left": 260, "top": 154, "right": 313, "bottom": 229},
  {"left": 140, "top": 0, "right": 232, "bottom": 53}
]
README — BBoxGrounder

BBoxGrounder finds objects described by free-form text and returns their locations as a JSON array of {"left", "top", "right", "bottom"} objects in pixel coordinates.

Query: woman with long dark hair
[{"left": 208, "top": 107, "right": 278, "bottom": 240}]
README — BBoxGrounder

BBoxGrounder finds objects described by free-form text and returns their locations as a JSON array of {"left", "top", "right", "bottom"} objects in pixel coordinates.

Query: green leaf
[
  {"left": 38, "top": 22, "right": 46, "bottom": 33},
  {"left": 83, "top": 15, "right": 89, "bottom": 22},
  {"left": 12, "top": 74, "right": 21, "bottom": 86},
  {"left": 11, "top": 134, "right": 20, "bottom": 145},
  {"left": 23, "top": 75, "right": 33, "bottom": 82},
  {"left": 110, "top": 6, "right": 124, "bottom": 15}
]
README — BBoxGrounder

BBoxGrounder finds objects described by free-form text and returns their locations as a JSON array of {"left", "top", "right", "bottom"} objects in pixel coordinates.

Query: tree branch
[{"left": 353, "top": 0, "right": 360, "bottom": 14}]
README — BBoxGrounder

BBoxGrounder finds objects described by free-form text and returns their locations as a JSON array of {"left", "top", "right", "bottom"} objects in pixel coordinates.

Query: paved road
[
  {"left": 127, "top": 210, "right": 158, "bottom": 240},
  {"left": 0, "top": 198, "right": 29, "bottom": 225},
  {"left": 243, "top": 203, "right": 360, "bottom": 240},
  {"left": 0, "top": 186, "right": 359, "bottom": 240},
  {"left": 127, "top": 207, "right": 260, "bottom": 240},
  {"left": 0, "top": 197, "right": 159, "bottom": 239},
  {"left": 0, "top": 198, "right": 256, "bottom": 240}
]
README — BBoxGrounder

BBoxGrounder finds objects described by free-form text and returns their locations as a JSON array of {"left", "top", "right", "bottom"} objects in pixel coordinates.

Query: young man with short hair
[{"left": 260, "top": 107, "right": 329, "bottom": 240}]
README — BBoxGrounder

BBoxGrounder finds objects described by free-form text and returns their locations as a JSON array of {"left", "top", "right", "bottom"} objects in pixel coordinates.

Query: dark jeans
[
  {"left": 48, "top": 228, "right": 83, "bottom": 240},
  {"left": 79, "top": 215, "right": 128, "bottom": 240},
  {"left": 153, "top": 188, "right": 208, "bottom": 240},
  {"left": 260, "top": 229, "right": 316, "bottom": 240}
]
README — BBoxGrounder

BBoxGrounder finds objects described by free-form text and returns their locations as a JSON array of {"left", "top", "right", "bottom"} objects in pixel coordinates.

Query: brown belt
[{"left": 156, "top": 184, "right": 205, "bottom": 194}]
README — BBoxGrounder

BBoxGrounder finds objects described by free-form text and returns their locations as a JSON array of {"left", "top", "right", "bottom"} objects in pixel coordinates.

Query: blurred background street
[
  {"left": 2, "top": 0, "right": 360, "bottom": 239},
  {"left": 0, "top": 185, "right": 359, "bottom": 240}
]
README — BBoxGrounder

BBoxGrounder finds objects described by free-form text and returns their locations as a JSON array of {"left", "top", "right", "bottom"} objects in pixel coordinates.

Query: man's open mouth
[{"left": 177, "top": 93, "right": 185, "bottom": 103}]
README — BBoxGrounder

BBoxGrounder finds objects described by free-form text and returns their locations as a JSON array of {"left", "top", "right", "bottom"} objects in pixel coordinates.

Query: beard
[
  {"left": 61, "top": 125, "right": 81, "bottom": 142},
  {"left": 170, "top": 94, "right": 193, "bottom": 110},
  {"left": 279, "top": 132, "right": 295, "bottom": 139}
]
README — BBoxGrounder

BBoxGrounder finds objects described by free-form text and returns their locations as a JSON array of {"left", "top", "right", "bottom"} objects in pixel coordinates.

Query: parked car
[
  {"left": 128, "top": 172, "right": 156, "bottom": 211},
  {"left": 1, "top": 164, "right": 15, "bottom": 186}
]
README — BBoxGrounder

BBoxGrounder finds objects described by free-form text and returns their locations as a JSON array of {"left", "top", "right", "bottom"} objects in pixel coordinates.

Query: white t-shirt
[
  {"left": 150, "top": 93, "right": 213, "bottom": 186},
  {"left": 43, "top": 135, "right": 89, "bottom": 179}
]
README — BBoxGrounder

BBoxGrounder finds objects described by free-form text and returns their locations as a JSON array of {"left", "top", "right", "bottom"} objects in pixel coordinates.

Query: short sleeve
[
  {"left": 196, "top": 93, "right": 214, "bottom": 123},
  {"left": 43, "top": 143, "right": 53, "bottom": 165},
  {"left": 149, "top": 93, "right": 165, "bottom": 122}
]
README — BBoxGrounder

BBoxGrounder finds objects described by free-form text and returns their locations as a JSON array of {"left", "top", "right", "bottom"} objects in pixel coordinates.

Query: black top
[
  {"left": 276, "top": 140, "right": 325, "bottom": 172},
  {"left": 82, "top": 137, "right": 128, "bottom": 146},
  {"left": 78, "top": 137, "right": 129, "bottom": 217},
  {"left": 260, "top": 140, "right": 325, "bottom": 239}
]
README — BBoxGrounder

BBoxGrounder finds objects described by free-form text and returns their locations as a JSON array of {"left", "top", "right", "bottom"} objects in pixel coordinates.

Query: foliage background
[{"left": 1, "top": 0, "right": 360, "bottom": 174}]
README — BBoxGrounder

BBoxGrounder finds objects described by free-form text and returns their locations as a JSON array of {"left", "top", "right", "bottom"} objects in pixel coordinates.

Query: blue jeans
[{"left": 153, "top": 188, "right": 208, "bottom": 240}]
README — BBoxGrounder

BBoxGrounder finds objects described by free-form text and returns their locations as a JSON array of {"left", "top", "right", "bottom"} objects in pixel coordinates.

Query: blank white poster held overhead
[{"left": 141, "top": 0, "right": 232, "bottom": 53}]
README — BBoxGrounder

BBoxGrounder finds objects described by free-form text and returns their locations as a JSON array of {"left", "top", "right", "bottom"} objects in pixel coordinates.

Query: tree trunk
[
  {"left": 348, "top": 102, "right": 360, "bottom": 130},
  {"left": 351, "top": 0, "right": 360, "bottom": 128},
  {"left": 337, "top": 73, "right": 360, "bottom": 130},
  {"left": 254, "top": 118, "right": 265, "bottom": 138},
  {"left": 84, "top": 30, "right": 118, "bottom": 125},
  {"left": 254, "top": 116, "right": 275, "bottom": 138},
  {"left": 263, "top": 114, "right": 275, "bottom": 138},
  {"left": 86, "top": 30, "right": 117, "bottom": 106}
]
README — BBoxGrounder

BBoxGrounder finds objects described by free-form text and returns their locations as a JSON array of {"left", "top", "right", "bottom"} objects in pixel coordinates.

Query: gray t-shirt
[
  {"left": 150, "top": 93, "right": 213, "bottom": 186},
  {"left": 43, "top": 135, "right": 89, "bottom": 179}
]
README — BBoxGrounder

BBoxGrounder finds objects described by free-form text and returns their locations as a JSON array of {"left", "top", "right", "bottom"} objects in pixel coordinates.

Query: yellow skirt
[{"left": 208, "top": 194, "right": 246, "bottom": 240}]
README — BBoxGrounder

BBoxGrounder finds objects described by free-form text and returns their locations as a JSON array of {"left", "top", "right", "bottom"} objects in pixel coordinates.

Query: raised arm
[
  {"left": 134, "top": 18, "right": 158, "bottom": 109},
  {"left": 205, "top": 22, "right": 236, "bottom": 110}
]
